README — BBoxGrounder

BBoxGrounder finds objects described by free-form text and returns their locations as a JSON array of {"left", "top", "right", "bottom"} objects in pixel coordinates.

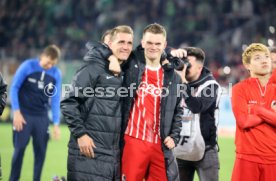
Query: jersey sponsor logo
[
  {"left": 248, "top": 100, "right": 257, "bottom": 104},
  {"left": 137, "top": 81, "right": 162, "bottom": 97}
]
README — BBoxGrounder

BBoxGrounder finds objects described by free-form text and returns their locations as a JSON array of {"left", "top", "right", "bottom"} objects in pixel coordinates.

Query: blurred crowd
[{"left": 0, "top": 0, "right": 275, "bottom": 86}]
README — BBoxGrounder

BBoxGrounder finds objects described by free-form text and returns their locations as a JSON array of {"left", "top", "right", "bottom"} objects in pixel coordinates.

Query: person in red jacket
[{"left": 231, "top": 43, "right": 276, "bottom": 181}]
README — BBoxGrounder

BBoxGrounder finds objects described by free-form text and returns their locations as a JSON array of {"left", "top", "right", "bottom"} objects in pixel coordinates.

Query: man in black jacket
[
  {"left": 0, "top": 72, "right": 7, "bottom": 117},
  {"left": 0, "top": 72, "right": 7, "bottom": 180},
  {"left": 60, "top": 25, "right": 133, "bottom": 181},
  {"left": 174, "top": 47, "right": 221, "bottom": 181}
]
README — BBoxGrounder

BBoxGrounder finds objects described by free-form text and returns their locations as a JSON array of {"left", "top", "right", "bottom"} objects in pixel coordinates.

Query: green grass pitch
[{"left": 0, "top": 123, "right": 235, "bottom": 181}]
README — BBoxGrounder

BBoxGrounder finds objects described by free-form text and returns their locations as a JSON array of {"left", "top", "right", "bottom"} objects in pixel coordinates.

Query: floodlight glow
[
  {"left": 268, "top": 39, "right": 274, "bottom": 47},
  {"left": 223, "top": 66, "right": 231, "bottom": 75},
  {"left": 269, "top": 26, "right": 275, "bottom": 34}
]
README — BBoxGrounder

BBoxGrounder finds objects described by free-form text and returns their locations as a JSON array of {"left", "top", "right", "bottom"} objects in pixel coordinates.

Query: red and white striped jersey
[{"left": 125, "top": 65, "right": 163, "bottom": 144}]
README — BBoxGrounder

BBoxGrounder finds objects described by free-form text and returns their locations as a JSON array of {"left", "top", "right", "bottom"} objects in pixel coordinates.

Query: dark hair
[
  {"left": 186, "top": 47, "right": 205, "bottom": 64},
  {"left": 42, "top": 44, "right": 61, "bottom": 60}
]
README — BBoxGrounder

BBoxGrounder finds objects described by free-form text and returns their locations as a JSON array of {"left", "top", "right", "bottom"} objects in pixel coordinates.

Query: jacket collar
[{"left": 189, "top": 67, "right": 214, "bottom": 88}]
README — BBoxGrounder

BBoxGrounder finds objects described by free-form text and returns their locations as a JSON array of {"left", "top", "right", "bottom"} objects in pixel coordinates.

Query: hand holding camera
[
  {"left": 168, "top": 56, "right": 191, "bottom": 71},
  {"left": 167, "top": 48, "right": 191, "bottom": 71},
  {"left": 166, "top": 48, "right": 191, "bottom": 83}
]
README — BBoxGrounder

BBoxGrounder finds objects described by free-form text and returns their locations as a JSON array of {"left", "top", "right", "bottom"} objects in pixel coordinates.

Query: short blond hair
[
  {"left": 109, "top": 25, "right": 133, "bottom": 41},
  {"left": 242, "top": 43, "right": 269, "bottom": 64}
]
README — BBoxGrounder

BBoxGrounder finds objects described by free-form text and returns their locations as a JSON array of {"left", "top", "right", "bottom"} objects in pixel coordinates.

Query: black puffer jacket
[
  {"left": 60, "top": 42, "right": 122, "bottom": 181},
  {"left": 122, "top": 46, "right": 183, "bottom": 181},
  {"left": 183, "top": 67, "right": 219, "bottom": 147},
  {"left": 0, "top": 72, "right": 7, "bottom": 115}
]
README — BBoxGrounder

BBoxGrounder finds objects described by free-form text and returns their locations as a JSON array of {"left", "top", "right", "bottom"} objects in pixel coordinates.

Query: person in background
[
  {"left": 269, "top": 46, "right": 276, "bottom": 71},
  {"left": 269, "top": 46, "right": 276, "bottom": 84},
  {"left": 9, "top": 44, "right": 62, "bottom": 181},
  {"left": 60, "top": 25, "right": 133, "bottom": 181},
  {"left": 231, "top": 43, "right": 276, "bottom": 181},
  {"left": 174, "top": 47, "right": 221, "bottom": 181}
]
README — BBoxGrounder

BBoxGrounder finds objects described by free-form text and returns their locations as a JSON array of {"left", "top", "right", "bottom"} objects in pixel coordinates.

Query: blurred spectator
[
  {"left": 0, "top": 0, "right": 275, "bottom": 87},
  {"left": 269, "top": 46, "right": 276, "bottom": 70}
]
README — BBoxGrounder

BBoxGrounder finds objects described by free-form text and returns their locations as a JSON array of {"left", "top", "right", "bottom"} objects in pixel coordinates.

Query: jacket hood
[
  {"left": 189, "top": 67, "right": 214, "bottom": 88},
  {"left": 83, "top": 41, "right": 108, "bottom": 66}
]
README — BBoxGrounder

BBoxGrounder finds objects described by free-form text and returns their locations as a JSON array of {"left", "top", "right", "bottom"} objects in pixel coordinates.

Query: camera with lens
[{"left": 167, "top": 55, "right": 191, "bottom": 71}]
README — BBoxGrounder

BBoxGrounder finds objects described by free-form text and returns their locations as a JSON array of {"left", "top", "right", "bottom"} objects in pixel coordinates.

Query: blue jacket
[{"left": 10, "top": 59, "right": 61, "bottom": 124}]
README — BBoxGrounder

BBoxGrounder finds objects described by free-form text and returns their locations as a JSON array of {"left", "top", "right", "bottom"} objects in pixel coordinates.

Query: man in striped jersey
[{"left": 119, "top": 23, "right": 182, "bottom": 181}]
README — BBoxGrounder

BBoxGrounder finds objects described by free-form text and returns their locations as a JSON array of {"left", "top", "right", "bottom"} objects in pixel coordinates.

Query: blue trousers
[{"left": 9, "top": 114, "right": 49, "bottom": 181}]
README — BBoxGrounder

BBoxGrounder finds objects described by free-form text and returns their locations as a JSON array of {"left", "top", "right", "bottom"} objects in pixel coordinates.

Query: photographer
[{"left": 171, "top": 47, "right": 221, "bottom": 181}]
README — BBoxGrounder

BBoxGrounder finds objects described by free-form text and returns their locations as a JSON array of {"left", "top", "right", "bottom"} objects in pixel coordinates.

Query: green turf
[
  {"left": 0, "top": 123, "right": 69, "bottom": 181},
  {"left": 190, "top": 136, "right": 235, "bottom": 181},
  {"left": 0, "top": 123, "right": 235, "bottom": 181}
]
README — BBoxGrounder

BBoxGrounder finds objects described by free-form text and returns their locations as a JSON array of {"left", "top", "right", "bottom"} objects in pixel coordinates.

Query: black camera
[{"left": 168, "top": 56, "right": 191, "bottom": 71}]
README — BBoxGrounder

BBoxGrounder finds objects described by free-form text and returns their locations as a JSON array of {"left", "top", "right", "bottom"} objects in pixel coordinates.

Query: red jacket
[{"left": 231, "top": 77, "right": 276, "bottom": 164}]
